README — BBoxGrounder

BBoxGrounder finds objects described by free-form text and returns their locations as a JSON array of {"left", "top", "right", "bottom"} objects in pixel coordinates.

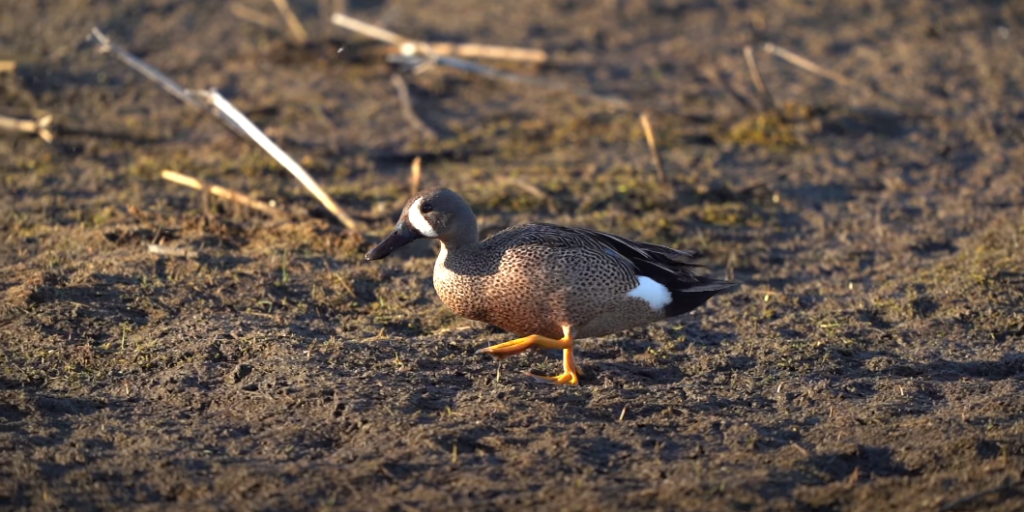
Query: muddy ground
[{"left": 2, "top": 0, "right": 1024, "bottom": 510}]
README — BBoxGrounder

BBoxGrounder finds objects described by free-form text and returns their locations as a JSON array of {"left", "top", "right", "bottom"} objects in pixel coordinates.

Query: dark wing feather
[
  {"left": 491, "top": 223, "right": 737, "bottom": 289},
  {"left": 487, "top": 223, "right": 739, "bottom": 316}
]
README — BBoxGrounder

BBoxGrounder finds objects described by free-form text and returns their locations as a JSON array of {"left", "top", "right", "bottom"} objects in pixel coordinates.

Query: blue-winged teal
[{"left": 365, "top": 188, "right": 738, "bottom": 385}]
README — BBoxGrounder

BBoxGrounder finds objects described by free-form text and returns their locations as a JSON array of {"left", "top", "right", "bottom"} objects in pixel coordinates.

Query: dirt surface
[{"left": 2, "top": 0, "right": 1024, "bottom": 510}]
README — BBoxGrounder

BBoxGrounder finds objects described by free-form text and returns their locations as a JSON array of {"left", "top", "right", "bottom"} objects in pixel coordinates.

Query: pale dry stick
[
  {"left": 388, "top": 53, "right": 531, "bottom": 83},
  {"left": 147, "top": 244, "right": 199, "bottom": 259},
  {"left": 743, "top": 44, "right": 774, "bottom": 110},
  {"left": 638, "top": 112, "right": 667, "bottom": 184},
  {"left": 763, "top": 41, "right": 906, "bottom": 110},
  {"left": 230, "top": 2, "right": 281, "bottom": 30},
  {"left": 191, "top": 89, "right": 363, "bottom": 232},
  {"left": 87, "top": 27, "right": 246, "bottom": 136},
  {"left": 409, "top": 156, "right": 422, "bottom": 196},
  {"left": 330, "top": 13, "right": 547, "bottom": 63},
  {"left": 332, "top": 0, "right": 347, "bottom": 15},
  {"left": 499, "top": 176, "right": 549, "bottom": 201},
  {"left": 160, "top": 169, "right": 286, "bottom": 220},
  {"left": 89, "top": 27, "right": 199, "bottom": 107},
  {"left": 0, "top": 113, "right": 54, "bottom": 143},
  {"left": 317, "top": 0, "right": 345, "bottom": 37},
  {"left": 328, "top": 12, "right": 517, "bottom": 78},
  {"left": 332, "top": 13, "right": 625, "bottom": 107},
  {"left": 846, "top": 467, "right": 860, "bottom": 487},
  {"left": 330, "top": 12, "right": 406, "bottom": 45},
  {"left": 0, "top": 60, "right": 15, "bottom": 73},
  {"left": 699, "top": 63, "right": 756, "bottom": 113},
  {"left": 790, "top": 442, "right": 810, "bottom": 457},
  {"left": 401, "top": 42, "right": 547, "bottom": 63},
  {"left": 317, "top": 0, "right": 330, "bottom": 35},
  {"left": 270, "top": 0, "right": 309, "bottom": 45},
  {"left": 761, "top": 42, "right": 854, "bottom": 87},
  {"left": 391, "top": 53, "right": 630, "bottom": 109},
  {"left": 390, "top": 73, "right": 437, "bottom": 139},
  {"left": 499, "top": 176, "right": 558, "bottom": 214}
]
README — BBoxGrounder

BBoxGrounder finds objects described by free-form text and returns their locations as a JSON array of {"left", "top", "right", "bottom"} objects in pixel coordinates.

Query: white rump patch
[
  {"left": 627, "top": 276, "right": 672, "bottom": 310},
  {"left": 407, "top": 197, "right": 438, "bottom": 237}
]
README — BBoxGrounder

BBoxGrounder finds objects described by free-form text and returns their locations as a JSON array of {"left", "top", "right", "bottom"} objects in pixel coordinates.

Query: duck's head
[{"left": 365, "top": 187, "right": 478, "bottom": 261}]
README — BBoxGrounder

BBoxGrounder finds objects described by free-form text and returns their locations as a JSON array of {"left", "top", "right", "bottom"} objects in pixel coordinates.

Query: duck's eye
[{"left": 420, "top": 203, "right": 433, "bottom": 213}]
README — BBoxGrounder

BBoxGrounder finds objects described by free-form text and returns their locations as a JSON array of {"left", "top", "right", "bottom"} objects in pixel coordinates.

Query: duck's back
[{"left": 434, "top": 223, "right": 729, "bottom": 339}]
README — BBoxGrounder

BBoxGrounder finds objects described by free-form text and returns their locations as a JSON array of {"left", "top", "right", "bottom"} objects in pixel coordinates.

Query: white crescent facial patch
[{"left": 407, "top": 197, "right": 438, "bottom": 238}]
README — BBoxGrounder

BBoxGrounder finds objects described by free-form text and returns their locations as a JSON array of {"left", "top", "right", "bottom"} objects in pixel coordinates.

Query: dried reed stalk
[
  {"left": 147, "top": 244, "right": 199, "bottom": 258},
  {"left": 87, "top": 27, "right": 246, "bottom": 136},
  {"left": 88, "top": 28, "right": 361, "bottom": 232},
  {"left": 161, "top": 169, "right": 285, "bottom": 219},
  {"left": 398, "top": 42, "right": 547, "bottom": 63},
  {"left": 390, "top": 73, "right": 437, "bottom": 139},
  {"left": 330, "top": 13, "right": 546, "bottom": 62},
  {"left": 762, "top": 43, "right": 854, "bottom": 87},
  {"left": 639, "top": 112, "right": 666, "bottom": 184},
  {"left": 89, "top": 28, "right": 199, "bottom": 107},
  {"left": 191, "top": 89, "right": 363, "bottom": 232},
  {"left": 270, "top": 0, "right": 309, "bottom": 45},
  {"left": 743, "top": 44, "right": 774, "bottom": 110},
  {"left": 330, "top": 13, "right": 625, "bottom": 108},
  {"left": 409, "top": 156, "right": 422, "bottom": 196},
  {"left": 0, "top": 113, "right": 53, "bottom": 143},
  {"left": 230, "top": 2, "right": 280, "bottom": 30}
]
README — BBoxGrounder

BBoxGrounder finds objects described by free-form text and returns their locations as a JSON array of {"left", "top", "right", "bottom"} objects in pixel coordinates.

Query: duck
[{"left": 365, "top": 187, "right": 738, "bottom": 385}]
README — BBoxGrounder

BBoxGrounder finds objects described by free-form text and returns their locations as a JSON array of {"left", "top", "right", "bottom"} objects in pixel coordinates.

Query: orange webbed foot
[{"left": 478, "top": 327, "right": 580, "bottom": 385}]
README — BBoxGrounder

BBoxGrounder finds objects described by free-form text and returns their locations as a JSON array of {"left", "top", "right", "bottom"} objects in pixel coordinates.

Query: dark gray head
[{"left": 365, "top": 187, "right": 479, "bottom": 261}]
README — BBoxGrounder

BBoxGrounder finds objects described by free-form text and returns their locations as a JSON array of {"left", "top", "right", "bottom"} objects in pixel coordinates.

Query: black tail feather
[{"left": 665, "top": 279, "right": 739, "bottom": 318}]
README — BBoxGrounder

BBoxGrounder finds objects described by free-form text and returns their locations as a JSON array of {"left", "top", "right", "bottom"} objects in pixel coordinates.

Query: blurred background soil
[{"left": 1, "top": 0, "right": 1023, "bottom": 510}]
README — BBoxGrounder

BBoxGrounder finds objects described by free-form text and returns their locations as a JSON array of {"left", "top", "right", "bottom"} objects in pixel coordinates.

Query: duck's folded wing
[{"left": 505, "top": 223, "right": 737, "bottom": 290}]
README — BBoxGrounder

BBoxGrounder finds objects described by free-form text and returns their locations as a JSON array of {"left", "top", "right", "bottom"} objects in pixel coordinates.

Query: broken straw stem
[
  {"left": 147, "top": 244, "right": 199, "bottom": 259},
  {"left": 639, "top": 112, "right": 666, "bottom": 184},
  {"left": 160, "top": 169, "right": 286, "bottom": 219},
  {"left": 270, "top": 0, "right": 310, "bottom": 45},
  {"left": 331, "top": 12, "right": 624, "bottom": 107},
  {"left": 743, "top": 44, "right": 774, "bottom": 111},
  {"left": 761, "top": 42, "right": 854, "bottom": 87},
  {"left": 0, "top": 113, "right": 54, "bottom": 143},
  {"left": 330, "top": 12, "right": 533, "bottom": 76},
  {"left": 229, "top": 2, "right": 280, "bottom": 30},
  {"left": 87, "top": 27, "right": 247, "bottom": 137},
  {"left": 330, "top": 12, "right": 405, "bottom": 45},
  {"left": 762, "top": 41, "right": 905, "bottom": 109},
  {"left": 391, "top": 73, "right": 437, "bottom": 139},
  {"left": 89, "top": 27, "right": 199, "bottom": 107},
  {"left": 409, "top": 156, "right": 422, "bottom": 196},
  {"left": 331, "top": 14, "right": 504, "bottom": 77},
  {"left": 387, "top": 53, "right": 629, "bottom": 108},
  {"left": 191, "top": 89, "right": 362, "bottom": 232},
  {"left": 330, "top": 13, "right": 547, "bottom": 63},
  {"left": 409, "top": 42, "right": 547, "bottom": 63}
]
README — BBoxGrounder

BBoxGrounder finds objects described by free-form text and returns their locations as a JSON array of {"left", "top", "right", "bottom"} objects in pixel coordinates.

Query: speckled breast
[{"left": 432, "top": 243, "right": 564, "bottom": 339}]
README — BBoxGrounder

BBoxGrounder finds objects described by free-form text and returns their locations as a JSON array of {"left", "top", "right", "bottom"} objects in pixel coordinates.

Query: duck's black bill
[{"left": 365, "top": 223, "right": 419, "bottom": 261}]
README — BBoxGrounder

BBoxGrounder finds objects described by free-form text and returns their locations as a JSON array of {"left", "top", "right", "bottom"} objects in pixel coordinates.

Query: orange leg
[{"left": 477, "top": 326, "right": 581, "bottom": 385}]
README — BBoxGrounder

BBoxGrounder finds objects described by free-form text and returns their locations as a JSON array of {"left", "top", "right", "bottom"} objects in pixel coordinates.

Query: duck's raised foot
[
  {"left": 478, "top": 327, "right": 582, "bottom": 385},
  {"left": 476, "top": 333, "right": 571, "bottom": 359}
]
